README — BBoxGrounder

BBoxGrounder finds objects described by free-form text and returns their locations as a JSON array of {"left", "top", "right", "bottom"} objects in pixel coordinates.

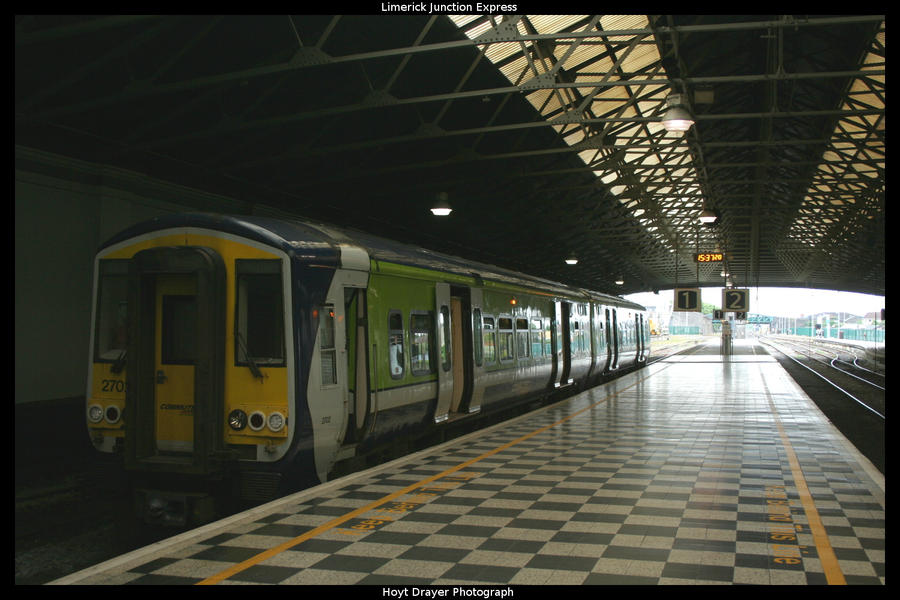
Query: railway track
[
  {"left": 759, "top": 336, "right": 885, "bottom": 476},
  {"left": 773, "top": 335, "right": 883, "bottom": 380},
  {"left": 760, "top": 336, "right": 885, "bottom": 420}
]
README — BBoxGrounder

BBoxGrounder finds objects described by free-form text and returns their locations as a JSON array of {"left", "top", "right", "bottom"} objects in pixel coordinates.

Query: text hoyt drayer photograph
[{"left": 382, "top": 587, "right": 514, "bottom": 598}]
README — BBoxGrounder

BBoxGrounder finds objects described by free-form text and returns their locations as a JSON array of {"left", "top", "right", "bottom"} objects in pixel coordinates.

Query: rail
[{"left": 759, "top": 336, "right": 885, "bottom": 420}]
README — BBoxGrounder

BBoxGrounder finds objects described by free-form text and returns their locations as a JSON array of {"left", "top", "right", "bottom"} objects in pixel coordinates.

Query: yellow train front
[
  {"left": 86, "top": 214, "right": 333, "bottom": 526},
  {"left": 86, "top": 213, "right": 649, "bottom": 527}
]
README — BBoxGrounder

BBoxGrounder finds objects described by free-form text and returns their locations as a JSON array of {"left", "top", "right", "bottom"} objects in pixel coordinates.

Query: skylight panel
[
  {"left": 451, "top": 14, "right": 704, "bottom": 253},
  {"left": 789, "top": 21, "right": 884, "bottom": 245}
]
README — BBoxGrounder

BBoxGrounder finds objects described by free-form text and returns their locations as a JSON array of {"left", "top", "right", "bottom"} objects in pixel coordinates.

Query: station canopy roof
[{"left": 15, "top": 15, "right": 885, "bottom": 296}]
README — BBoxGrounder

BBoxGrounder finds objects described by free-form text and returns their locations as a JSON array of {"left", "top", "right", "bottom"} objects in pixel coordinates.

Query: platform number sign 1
[
  {"left": 674, "top": 288, "right": 701, "bottom": 312},
  {"left": 722, "top": 288, "right": 749, "bottom": 312}
]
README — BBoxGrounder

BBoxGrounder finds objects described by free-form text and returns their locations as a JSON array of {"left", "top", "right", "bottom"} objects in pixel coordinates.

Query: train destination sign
[{"left": 694, "top": 252, "right": 724, "bottom": 262}]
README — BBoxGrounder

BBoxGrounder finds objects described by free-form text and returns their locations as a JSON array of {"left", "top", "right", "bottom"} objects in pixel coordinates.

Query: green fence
[
  {"left": 670, "top": 326, "right": 701, "bottom": 335},
  {"left": 794, "top": 327, "right": 884, "bottom": 342}
]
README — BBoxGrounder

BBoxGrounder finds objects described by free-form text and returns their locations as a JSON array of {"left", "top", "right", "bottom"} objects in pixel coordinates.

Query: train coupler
[{"left": 134, "top": 488, "right": 216, "bottom": 527}]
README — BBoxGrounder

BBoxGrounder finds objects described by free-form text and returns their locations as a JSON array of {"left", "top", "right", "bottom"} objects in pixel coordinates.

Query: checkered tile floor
[{"left": 59, "top": 341, "right": 885, "bottom": 585}]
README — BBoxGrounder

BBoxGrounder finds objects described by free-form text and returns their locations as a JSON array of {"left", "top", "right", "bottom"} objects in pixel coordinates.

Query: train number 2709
[{"left": 100, "top": 379, "right": 127, "bottom": 393}]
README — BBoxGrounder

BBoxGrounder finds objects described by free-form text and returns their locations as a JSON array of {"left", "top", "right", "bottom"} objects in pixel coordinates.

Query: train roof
[{"left": 100, "top": 212, "right": 645, "bottom": 311}]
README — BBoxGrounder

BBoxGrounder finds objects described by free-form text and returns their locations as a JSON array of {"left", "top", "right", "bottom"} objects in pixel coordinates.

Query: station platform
[{"left": 52, "top": 340, "right": 885, "bottom": 586}]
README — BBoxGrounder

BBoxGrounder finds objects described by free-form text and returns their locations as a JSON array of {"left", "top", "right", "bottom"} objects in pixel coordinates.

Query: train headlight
[
  {"left": 88, "top": 404, "right": 104, "bottom": 423},
  {"left": 105, "top": 405, "right": 121, "bottom": 424},
  {"left": 228, "top": 409, "right": 248, "bottom": 431},
  {"left": 248, "top": 411, "right": 266, "bottom": 431},
  {"left": 267, "top": 411, "right": 285, "bottom": 432}
]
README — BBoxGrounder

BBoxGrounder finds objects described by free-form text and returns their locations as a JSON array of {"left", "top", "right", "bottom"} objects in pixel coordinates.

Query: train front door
[
  {"left": 126, "top": 246, "right": 225, "bottom": 473},
  {"left": 154, "top": 273, "right": 197, "bottom": 454}
]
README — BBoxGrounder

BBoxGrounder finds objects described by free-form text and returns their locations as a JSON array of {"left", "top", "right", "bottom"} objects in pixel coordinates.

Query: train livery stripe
[
  {"left": 196, "top": 362, "right": 675, "bottom": 585},
  {"left": 759, "top": 367, "right": 847, "bottom": 585}
]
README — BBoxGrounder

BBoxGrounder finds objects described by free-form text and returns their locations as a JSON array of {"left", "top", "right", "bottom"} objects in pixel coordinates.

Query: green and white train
[{"left": 86, "top": 213, "right": 649, "bottom": 525}]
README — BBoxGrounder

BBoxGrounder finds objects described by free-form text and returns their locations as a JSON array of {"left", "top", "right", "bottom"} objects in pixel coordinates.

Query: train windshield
[
  {"left": 94, "top": 259, "right": 128, "bottom": 361},
  {"left": 235, "top": 259, "right": 284, "bottom": 366}
]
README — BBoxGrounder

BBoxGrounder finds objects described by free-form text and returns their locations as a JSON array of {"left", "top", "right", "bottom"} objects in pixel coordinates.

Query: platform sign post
[
  {"left": 722, "top": 288, "right": 749, "bottom": 313},
  {"left": 674, "top": 288, "right": 701, "bottom": 312},
  {"left": 721, "top": 319, "right": 733, "bottom": 355}
]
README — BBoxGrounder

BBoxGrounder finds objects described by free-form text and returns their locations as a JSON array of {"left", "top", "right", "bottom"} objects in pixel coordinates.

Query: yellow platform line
[
  {"left": 760, "top": 367, "right": 847, "bottom": 585},
  {"left": 197, "top": 367, "right": 669, "bottom": 585}
]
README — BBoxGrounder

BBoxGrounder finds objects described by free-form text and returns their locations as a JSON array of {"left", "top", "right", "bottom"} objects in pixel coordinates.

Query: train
[{"left": 86, "top": 213, "right": 650, "bottom": 526}]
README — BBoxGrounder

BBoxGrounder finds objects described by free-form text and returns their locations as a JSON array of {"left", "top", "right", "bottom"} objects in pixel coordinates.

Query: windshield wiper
[
  {"left": 111, "top": 349, "right": 127, "bottom": 374},
  {"left": 235, "top": 332, "right": 264, "bottom": 379}
]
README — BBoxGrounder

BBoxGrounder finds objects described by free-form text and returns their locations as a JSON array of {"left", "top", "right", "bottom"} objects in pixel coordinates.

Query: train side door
[
  {"left": 314, "top": 269, "right": 368, "bottom": 451},
  {"left": 637, "top": 314, "right": 645, "bottom": 360},
  {"left": 595, "top": 304, "right": 609, "bottom": 373},
  {"left": 555, "top": 301, "right": 573, "bottom": 387},
  {"left": 468, "top": 288, "right": 486, "bottom": 413},
  {"left": 612, "top": 308, "right": 620, "bottom": 369},
  {"left": 434, "top": 283, "right": 454, "bottom": 422},
  {"left": 449, "top": 296, "right": 466, "bottom": 412},
  {"left": 348, "top": 287, "right": 369, "bottom": 433},
  {"left": 607, "top": 308, "right": 619, "bottom": 371},
  {"left": 587, "top": 302, "right": 598, "bottom": 378},
  {"left": 434, "top": 283, "right": 475, "bottom": 422}
]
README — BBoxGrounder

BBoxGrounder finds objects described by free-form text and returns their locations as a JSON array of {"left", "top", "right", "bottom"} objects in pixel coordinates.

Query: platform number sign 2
[
  {"left": 722, "top": 288, "right": 749, "bottom": 312},
  {"left": 674, "top": 288, "right": 701, "bottom": 312}
]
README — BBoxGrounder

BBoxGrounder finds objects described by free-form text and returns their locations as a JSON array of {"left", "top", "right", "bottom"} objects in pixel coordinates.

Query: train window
[
  {"left": 483, "top": 316, "right": 496, "bottom": 364},
  {"left": 570, "top": 320, "right": 579, "bottom": 354},
  {"left": 235, "top": 260, "right": 285, "bottom": 366},
  {"left": 389, "top": 310, "right": 405, "bottom": 379},
  {"left": 530, "top": 318, "right": 542, "bottom": 357},
  {"left": 410, "top": 311, "right": 434, "bottom": 376},
  {"left": 473, "top": 309, "right": 483, "bottom": 366},
  {"left": 498, "top": 317, "right": 514, "bottom": 362},
  {"left": 543, "top": 319, "right": 552, "bottom": 355},
  {"left": 439, "top": 306, "right": 451, "bottom": 372},
  {"left": 585, "top": 319, "right": 591, "bottom": 351},
  {"left": 162, "top": 295, "right": 197, "bottom": 364},
  {"left": 515, "top": 318, "right": 529, "bottom": 359},
  {"left": 597, "top": 318, "right": 605, "bottom": 350},
  {"left": 618, "top": 319, "right": 625, "bottom": 349},
  {"left": 584, "top": 319, "right": 591, "bottom": 351},
  {"left": 318, "top": 305, "right": 337, "bottom": 386},
  {"left": 94, "top": 259, "right": 128, "bottom": 362}
]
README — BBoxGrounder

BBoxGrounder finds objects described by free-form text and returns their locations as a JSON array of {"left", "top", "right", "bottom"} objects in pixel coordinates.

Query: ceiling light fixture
[
  {"left": 615, "top": 276, "right": 624, "bottom": 286},
  {"left": 661, "top": 93, "right": 695, "bottom": 133},
  {"left": 699, "top": 208, "right": 719, "bottom": 225},
  {"left": 430, "top": 192, "right": 452, "bottom": 216},
  {"left": 565, "top": 253, "right": 578, "bottom": 265}
]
